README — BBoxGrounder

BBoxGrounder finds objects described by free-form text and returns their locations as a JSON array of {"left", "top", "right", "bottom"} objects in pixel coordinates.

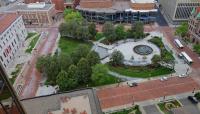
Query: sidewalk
[
  {"left": 14, "top": 28, "right": 59, "bottom": 99},
  {"left": 6, "top": 33, "right": 40, "bottom": 77}
]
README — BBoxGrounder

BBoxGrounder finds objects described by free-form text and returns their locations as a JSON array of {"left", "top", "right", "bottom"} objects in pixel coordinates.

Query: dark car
[{"left": 188, "top": 96, "right": 198, "bottom": 104}]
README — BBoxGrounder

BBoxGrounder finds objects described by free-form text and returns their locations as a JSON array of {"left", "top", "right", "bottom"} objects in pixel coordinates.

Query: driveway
[
  {"left": 179, "top": 98, "right": 200, "bottom": 114},
  {"left": 143, "top": 105, "right": 161, "bottom": 114}
]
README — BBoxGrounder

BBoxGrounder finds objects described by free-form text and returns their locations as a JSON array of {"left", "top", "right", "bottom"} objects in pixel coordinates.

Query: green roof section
[
  {"left": 191, "top": 7, "right": 195, "bottom": 14},
  {"left": 197, "top": 12, "right": 200, "bottom": 19}
]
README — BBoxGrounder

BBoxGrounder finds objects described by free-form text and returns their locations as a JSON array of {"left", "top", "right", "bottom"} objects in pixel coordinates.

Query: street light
[{"left": 192, "top": 88, "right": 195, "bottom": 94}]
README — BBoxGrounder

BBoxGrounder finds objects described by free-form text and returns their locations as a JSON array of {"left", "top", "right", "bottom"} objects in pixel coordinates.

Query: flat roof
[
  {"left": 0, "top": 13, "right": 20, "bottom": 34},
  {"left": 7, "top": 3, "right": 54, "bottom": 12},
  {"left": 21, "top": 89, "right": 102, "bottom": 114},
  {"left": 131, "top": 0, "right": 155, "bottom": 3},
  {"left": 77, "top": 1, "right": 157, "bottom": 13}
]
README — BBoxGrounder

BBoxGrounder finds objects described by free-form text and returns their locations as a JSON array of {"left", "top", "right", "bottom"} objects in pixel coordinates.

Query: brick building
[
  {"left": 188, "top": 7, "right": 200, "bottom": 44},
  {"left": 5, "top": 2, "right": 56, "bottom": 27},
  {"left": 0, "top": 13, "right": 27, "bottom": 69},
  {"left": 76, "top": 0, "right": 157, "bottom": 24}
]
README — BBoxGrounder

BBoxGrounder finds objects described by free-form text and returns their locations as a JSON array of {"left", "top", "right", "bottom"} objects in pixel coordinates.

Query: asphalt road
[{"left": 143, "top": 105, "right": 161, "bottom": 114}]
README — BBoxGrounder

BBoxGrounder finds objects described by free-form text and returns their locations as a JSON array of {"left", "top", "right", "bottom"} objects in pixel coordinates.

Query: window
[
  {"left": 3, "top": 52, "right": 6, "bottom": 58},
  {"left": 0, "top": 56, "right": 3, "bottom": 62}
]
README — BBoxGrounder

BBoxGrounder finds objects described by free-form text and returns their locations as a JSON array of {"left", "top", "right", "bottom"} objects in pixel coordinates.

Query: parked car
[
  {"left": 127, "top": 81, "right": 138, "bottom": 87},
  {"left": 178, "top": 74, "right": 187, "bottom": 78},
  {"left": 188, "top": 96, "right": 198, "bottom": 104},
  {"left": 160, "top": 77, "right": 168, "bottom": 81}
]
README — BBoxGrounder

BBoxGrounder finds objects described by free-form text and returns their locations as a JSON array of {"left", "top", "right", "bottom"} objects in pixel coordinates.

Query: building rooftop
[
  {"left": 131, "top": 0, "right": 155, "bottom": 3},
  {"left": 0, "top": 13, "right": 19, "bottom": 34},
  {"left": 6, "top": 2, "right": 54, "bottom": 12},
  {"left": 77, "top": 1, "right": 157, "bottom": 13},
  {"left": 21, "top": 89, "right": 102, "bottom": 114}
]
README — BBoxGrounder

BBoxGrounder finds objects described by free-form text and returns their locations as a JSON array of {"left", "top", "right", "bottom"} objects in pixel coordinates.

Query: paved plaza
[
  {"left": 97, "top": 77, "right": 200, "bottom": 110},
  {"left": 94, "top": 32, "right": 161, "bottom": 66}
]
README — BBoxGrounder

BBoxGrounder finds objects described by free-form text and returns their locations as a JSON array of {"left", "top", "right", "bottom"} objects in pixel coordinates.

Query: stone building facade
[
  {"left": 0, "top": 13, "right": 27, "bottom": 69},
  {"left": 5, "top": 2, "right": 56, "bottom": 27},
  {"left": 188, "top": 7, "right": 200, "bottom": 44}
]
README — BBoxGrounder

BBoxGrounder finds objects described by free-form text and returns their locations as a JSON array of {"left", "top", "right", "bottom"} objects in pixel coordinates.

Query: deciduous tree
[{"left": 110, "top": 50, "right": 124, "bottom": 66}]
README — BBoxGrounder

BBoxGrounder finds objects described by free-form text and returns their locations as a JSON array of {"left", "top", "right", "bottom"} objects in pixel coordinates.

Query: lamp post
[{"left": 192, "top": 88, "right": 195, "bottom": 94}]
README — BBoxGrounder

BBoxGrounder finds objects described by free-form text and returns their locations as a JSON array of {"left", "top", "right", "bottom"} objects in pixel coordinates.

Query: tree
[
  {"left": 132, "top": 21, "right": 144, "bottom": 38},
  {"left": 64, "top": 11, "right": 83, "bottom": 23},
  {"left": 64, "top": 8, "right": 73, "bottom": 17},
  {"left": 91, "top": 64, "right": 109, "bottom": 85},
  {"left": 71, "top": 44, "right": 90, "bottom": 64},
  {"left": 194, "top": 92, "right": 200, "bottom": 100},
  {"left": 67, "top": 64, "right": 78, "bottom": 79},
  {"left": 36, "top": 55, "right": 51, "bottom": 72},
  {"left": 88, "top": 22, "right": 97, "bottom": 39},
  {"left": 45, "top": 56, "right": 61, "bottom": 85},
  {"left": 151, "top": 54, "right": 161, "bottom": 66},
  {"left": 58, "top": 23, "right": 68, "bottom": 37},
  {"left": 102, "top": 22, "right": 116, "bottom": 42},
  {"left": 75, "top": 26, "right": 90, "bottom": 40},
  {"left": 66, "top": 20, "right": 79, "bottom": 38},
  {"left": 56, "top": 70, "right": 77, "bottom": 91},
  {"left": 110, "top": 50, "right": 124, "bottom": 66},
  {"left": 193, "top": 44, "right": 200, "bottom": 55},
  {"left": 175, "top": 22, "right": 188, "bottom": 37},
  {"left": 86, "top": 51, "right": 100, "bottom": 66},
  {"left": 76, "top": 58, "right": 92, "bottom": 84},
  {"left": 115, "top": 24, "right": 126, "bottom": 40},
  {"left": 57, "top": 54, "right": 73, "bottom": 71}
]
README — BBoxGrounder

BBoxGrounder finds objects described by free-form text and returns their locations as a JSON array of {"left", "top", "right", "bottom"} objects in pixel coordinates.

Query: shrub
[{"left": 194, "top": 92, "right": 200, "bottom": 100}]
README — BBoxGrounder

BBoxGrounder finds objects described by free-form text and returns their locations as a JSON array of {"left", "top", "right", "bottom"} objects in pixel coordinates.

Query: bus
[
  {"left": 174, "top": 39, "right": 184, "bottom": 49},
  {"left": 179, "top": 52, "right": 193, "bottom": 64}
]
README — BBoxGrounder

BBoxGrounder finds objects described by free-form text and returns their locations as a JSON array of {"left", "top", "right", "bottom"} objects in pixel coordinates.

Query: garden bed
[
  {"left": 26, "top": 34, "right": 40, "bottom": 53},
  {"left": 26, "top": 32, "right": 37, "bottom": 40},
  {"left": 148, "top": 37, "right": 174, "bottom": 62},
  {"left": 157, "top": 99, "right": 182, "bottom": 114},
  {"left": 10, "top": 64, "right": 23, "bottom": 84},
  {"left": 108, "top": 65, "right": 174, "bottom": 78}
]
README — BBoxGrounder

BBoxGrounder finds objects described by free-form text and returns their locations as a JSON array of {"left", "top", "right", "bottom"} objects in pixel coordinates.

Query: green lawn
[
  {"left": 95, "top": 32, "right": 104, "bottom": 41},
  {"left": 108, "top": 65, "right": 174, "bottom": 78},
  {"left": 59, "top": 37, "right": 92, "bottom": 54},
  {"left": 157, "top": 100, "right": 182, "bottom": 114},
  {"left": 26, "top": 32, "right": 37, "bottom": 40},
  {"left": 26, "top": 34, "right": 40, "bottom": 53},
  {"left": 90, "top": 74, "right": 119, "bottom": 87},
  {"left": 110, "top": 105, "right": 141, "bottom": 114}
]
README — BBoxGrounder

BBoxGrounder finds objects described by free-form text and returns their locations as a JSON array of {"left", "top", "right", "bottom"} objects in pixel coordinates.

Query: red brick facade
[
  {"left": 80, "top": 0, "right": 113, "bottom": 8},
  {"left": 131, "top": 3, "right": 155, "bottom": 10},
  {"left": 51, "top": 0, "right": 65, "bottom": 11}
]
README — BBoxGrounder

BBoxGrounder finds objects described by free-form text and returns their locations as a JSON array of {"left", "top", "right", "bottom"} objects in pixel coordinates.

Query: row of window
[{"left": 0, "top": 18, "right": 24, "bottom": 51}]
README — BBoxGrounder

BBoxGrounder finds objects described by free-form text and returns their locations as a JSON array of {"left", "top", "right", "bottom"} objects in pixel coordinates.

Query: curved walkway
[{"left": 108, "top": 71, "right": 143, "bottom": 82}]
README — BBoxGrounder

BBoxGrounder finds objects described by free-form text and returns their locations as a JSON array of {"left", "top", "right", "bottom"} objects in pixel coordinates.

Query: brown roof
[{"left": 0, "top": 13, "right": 20, "bottom": 34}]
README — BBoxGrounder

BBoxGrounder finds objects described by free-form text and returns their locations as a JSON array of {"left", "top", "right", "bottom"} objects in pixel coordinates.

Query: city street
[
  {"left": 97, "top": 77, "right": 200, "bottom": 110},
  {"left": 14, "top": 27, "right": 58, "bottom": 99}
]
